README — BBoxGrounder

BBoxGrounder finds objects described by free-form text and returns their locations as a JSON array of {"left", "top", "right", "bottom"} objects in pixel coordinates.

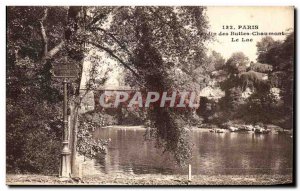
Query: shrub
[
  {"left": 6, "top": 98, "right": 63, "bottom": 174},
  {"left": 7, "top": 122, "right": 62, "bottom": 175}
]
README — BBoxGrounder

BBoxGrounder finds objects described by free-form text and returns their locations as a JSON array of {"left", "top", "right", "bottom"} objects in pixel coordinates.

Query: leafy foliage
[
  {"left": 8, "top": 6, "right": 293, "bottom": 174},
  {"left": 250, "top": 62, "right": 273, "bottom": 73},
  {"left": 77, "top": 119, "right": 108, "bottom": 159},
  {"left": 256, "top": 33, "right": 294, "bottom": 128},
  {"left": 207, "top": 50, "right": 226, "bottom": 71},
  {"left": 225, "top": 52, "right": 249, "bottom": 74},
  {"left": 7, "top": 6, "right": 212, "bottom": 171},
  {"left": 6, "top": 94, "right": 62, "bottom": 174},
  {"left": 6, "top": 6, "right": 83, "bottom": 174},
  {"left": 216, "top": 33, "right": 294, "bottom": 128},
  {"left": 83, "top": 6, "right": 211, "bottom": 165}
]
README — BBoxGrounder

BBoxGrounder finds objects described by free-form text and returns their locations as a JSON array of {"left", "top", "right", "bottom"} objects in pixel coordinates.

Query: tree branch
[
  {"left": 89, "top": 27, "right": 134, "bottom": 59},
  {"left": 46, "top": 41, "right": 65, "bottom": 59},
  {"left": 87, "top": 7, "right": 123, "bottom": 29},
  {"left": 87, "top": 13, "right": 107, "bottom": 29},
  {"left": 39, "top": 8, "right": 48, "bottom": 57},
  {"left": 38, "top": 8, "right": 65, "bottom": 61},
  {"left": 87, "top": 40, "right": 141, "bottom": 80}
]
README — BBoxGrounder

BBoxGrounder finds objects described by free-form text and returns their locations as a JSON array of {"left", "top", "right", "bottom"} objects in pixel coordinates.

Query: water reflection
[{"left": 91, "top": 128, "right": 293, "bottom": 175}]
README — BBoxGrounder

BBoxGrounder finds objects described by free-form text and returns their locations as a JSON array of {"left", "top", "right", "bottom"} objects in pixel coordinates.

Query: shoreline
[
  {"left": 99, "top": 125, "right": 289, "bottom": 134},
  {"left": 6, "top": 174, "right": 293, "bottom": 185}
]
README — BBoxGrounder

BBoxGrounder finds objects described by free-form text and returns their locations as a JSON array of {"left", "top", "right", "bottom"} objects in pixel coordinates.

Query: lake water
[{"left": 91, "top": 127, "right": 293, "bottom": 176}]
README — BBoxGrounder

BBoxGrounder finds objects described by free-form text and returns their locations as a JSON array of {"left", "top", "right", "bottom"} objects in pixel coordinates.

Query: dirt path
[{"left": 6, "top": 174, "right": 293, "bottom": 185}]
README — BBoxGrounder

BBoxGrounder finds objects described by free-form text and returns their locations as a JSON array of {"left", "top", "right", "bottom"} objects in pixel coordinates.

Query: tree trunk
[
  {"left": 69, "top": 99, "right": 80, "bottom": 176},
  {"left": 66, "top": 6, "right": 84, "bottom": 177}
]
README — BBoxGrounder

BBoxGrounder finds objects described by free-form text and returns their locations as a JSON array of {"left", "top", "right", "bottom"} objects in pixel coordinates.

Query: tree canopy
[{"left": 7, "top": 6, "right": 212, "bottom": 170}]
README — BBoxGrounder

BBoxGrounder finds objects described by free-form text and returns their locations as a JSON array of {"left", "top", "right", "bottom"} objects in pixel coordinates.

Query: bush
[
  {"left": 77, "top": 119, "right": 108, "bottom": 159},
  {"left": 22, "top": 128, "right": 61, "bottom": 174},
  {"left": 6, "top": 98, "right": 63, "bottom": 175},
  {"left": 7, "top": 126, "right": 62, "bottom": 175}
]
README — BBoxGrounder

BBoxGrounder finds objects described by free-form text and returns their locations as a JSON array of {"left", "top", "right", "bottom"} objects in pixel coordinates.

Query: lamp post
[
  {"left": 52, "top": 59, "right": 77, "bottom": 178},
  {"left": 60, "top": 78, "right": 71, "bottom": 178}
]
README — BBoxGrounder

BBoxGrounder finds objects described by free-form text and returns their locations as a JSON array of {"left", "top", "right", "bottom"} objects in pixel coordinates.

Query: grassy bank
[{"left": 6, "top": 174, "right": 293, "bottom": 185}]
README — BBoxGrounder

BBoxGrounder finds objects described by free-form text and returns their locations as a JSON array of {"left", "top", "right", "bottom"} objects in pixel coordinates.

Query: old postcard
[{"left": 6, "top": 6, "right": 294, "bottom": 186}]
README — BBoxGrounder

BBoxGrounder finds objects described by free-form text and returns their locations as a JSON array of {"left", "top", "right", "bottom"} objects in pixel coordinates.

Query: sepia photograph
[{"left": 6, "top": 6, "right": 294, "bottom": 186}]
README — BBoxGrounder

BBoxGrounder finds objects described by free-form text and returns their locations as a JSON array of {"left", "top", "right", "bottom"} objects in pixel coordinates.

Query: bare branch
[
  {"left": 39, "top": 8, "right": 48, "bottom": 57},
  {"left": 38, "top": 8, "right": 65, "bottom": 61},
  {"left": 46, "top": 41, "right": 65, "bottom": 59}
]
